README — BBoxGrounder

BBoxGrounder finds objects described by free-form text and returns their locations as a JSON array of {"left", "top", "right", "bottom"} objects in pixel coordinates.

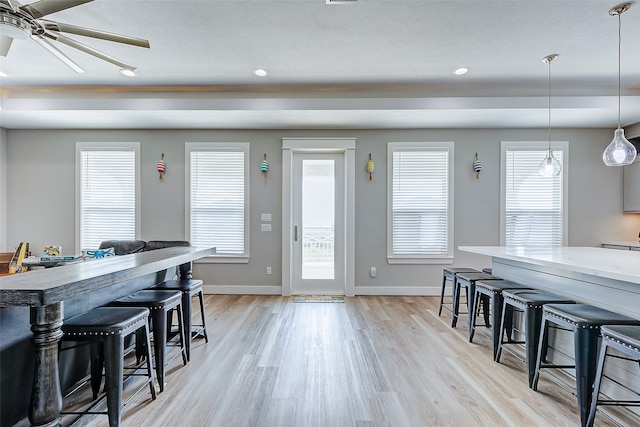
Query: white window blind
[
  {"left": 503, "top": 144, "right": 566, "bottom": 246},
  {"left": 78, "top": 145, "right": 138, "bottom": 251},
  {"left": 188, "top": 144, "right": 248, "bottom": 256},
  {"left": 388, "top": 143, "right": 452, "bottom": 260}
]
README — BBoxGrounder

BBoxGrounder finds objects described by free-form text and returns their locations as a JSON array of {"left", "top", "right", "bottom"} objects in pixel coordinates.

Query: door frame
[{"left": 281, "top": 138, "right": 356, "bottom": 297}]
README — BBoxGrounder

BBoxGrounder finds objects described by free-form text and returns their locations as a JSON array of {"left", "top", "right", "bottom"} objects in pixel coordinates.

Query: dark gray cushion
[
  {"left": 145, "top": 240, "right": 190, "bottom": 251},
  {"left": 99, "top": 240, "right": 146, "bottom": 255}
]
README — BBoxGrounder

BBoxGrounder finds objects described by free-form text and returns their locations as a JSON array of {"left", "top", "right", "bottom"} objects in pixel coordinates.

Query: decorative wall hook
[
  {"left": 473, "top": 152, "right": 482, "bottom": 179},
  {"left": 367, "top": 153, "right": 375, "bottom": 181},
  {"left": 261, "top": 153, "right": 269, "bottom": 179},
  {"left": 157, "top": 153, "right": 166, "bottom": 181}
]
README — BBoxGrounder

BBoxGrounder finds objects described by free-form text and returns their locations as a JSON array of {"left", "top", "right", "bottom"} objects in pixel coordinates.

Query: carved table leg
[
  {"left": 28, "top": 303, "right": 64, "bottom": 427},
  {"left": 179, "top": 262, "right": 192, "bottom": 280}
]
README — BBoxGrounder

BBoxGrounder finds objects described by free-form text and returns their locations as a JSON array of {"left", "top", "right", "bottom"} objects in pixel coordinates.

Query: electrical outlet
[
  {"left": 370, "top": 267, "right": 376, "bottom": 278},
  {"left": 266, "top": 266, "right": 272, "bottom": 275}
]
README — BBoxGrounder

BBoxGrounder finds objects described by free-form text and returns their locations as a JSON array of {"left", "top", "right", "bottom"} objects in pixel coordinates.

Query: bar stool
[
  {"left": 496, "top": 290, "right": 574, "bottom": 387},
  {"left": 152, "top": 279, "right": 208, "bottom": 361},
  {"left": 469, "top": 280, "right": 533, "bottom": 359},
  {"left": 109, "top": 290, "right": 187, "bottom": 392},
  {"left": 531, "top": 304, "right": 640, "bottom": 427},
  {"left": 439, "top": 268, "right": 480, "bottom": 317},
  {"left": 61, "top": 307, "right": 156, "bottom": 427},
  {"left": 452, "top": 272, "right": 503, "bottom": 330},
  {"left": 587, "top": 325, "right": 640, "bottom": 427}
]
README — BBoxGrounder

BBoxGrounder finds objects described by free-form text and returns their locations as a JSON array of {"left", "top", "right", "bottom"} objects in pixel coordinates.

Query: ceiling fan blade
[
  {"left": 1, "top": 34, "right": 13, "bottom": 56},
  {"left": 31, "top": 34, "right": 84, "bottom": 72},
  {"left": 21, "top": 0, "right": 92, "bottom": 18},
  {"left": 48, "top": 32, "right": 136, "bottom": 71},
  {"left": 41, "top": 20, "right": 150, "bottom": 48}
]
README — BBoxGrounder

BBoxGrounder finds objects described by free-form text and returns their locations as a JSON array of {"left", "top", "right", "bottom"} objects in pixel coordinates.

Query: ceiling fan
[{"left": 0, "top": 0, "right": 150, "bottom": 75}]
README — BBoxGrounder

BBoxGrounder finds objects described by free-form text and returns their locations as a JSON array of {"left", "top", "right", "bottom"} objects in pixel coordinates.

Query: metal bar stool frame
[
  {"left": 153, "top": 279, "right": 209, "bottom": 361},
  {"left": 439, "top": 268, "right": 479, "bottom": 318},
  {"left": 587, "top": 325, "right": 640, "bottom": 427},
  {"left": 531, "top": 305, "right": 640, "bottom": 427},
  {"left": 60, "top": 307, "right": 156, "bottom": 427}
]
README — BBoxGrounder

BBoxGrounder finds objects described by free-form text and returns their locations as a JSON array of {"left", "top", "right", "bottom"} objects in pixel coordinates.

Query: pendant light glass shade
[
  {"left": 603, "top": 3, "right": 636, "bottom": 166},
  {"left": 539, "top": 149, "right": 562, "bottom": 177},
  {"left": 603, "top": 128, "right": 636, "bottom": 166},
  {"left": 538, "top": 54, "right": 561, "bottom": 177}
]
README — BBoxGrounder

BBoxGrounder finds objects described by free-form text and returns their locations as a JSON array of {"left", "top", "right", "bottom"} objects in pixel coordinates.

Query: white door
[{"left": 292, "top": 152, "right": 345, "bottom": 295}]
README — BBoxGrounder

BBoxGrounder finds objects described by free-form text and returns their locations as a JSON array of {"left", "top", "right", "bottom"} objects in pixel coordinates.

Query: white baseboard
[
  {"left": 203, "top": 285, "right": 282, "bottom": 295},
  {"left": 204, "top": 284, "right": 440, "bottom": 296},
  {"left": 354, "top": 286, "right": 440, "bottom": 296}
]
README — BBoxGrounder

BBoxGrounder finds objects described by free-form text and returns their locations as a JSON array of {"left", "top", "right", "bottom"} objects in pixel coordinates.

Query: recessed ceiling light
[
  {"left": 0, "top": 71, "right": 6, "bottom": 77},
  {"left": 254, "top": 68, "right": 267, "bottom": 77},
  {"left": 454, "top": 67, "right": 469, "bottom": 75},
  {"left": 120, "top": 69, "right": 136, "bottom": 77}
]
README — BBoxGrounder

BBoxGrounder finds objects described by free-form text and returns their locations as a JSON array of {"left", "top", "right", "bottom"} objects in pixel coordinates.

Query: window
[
  {"left": 186, "top": 143, "right": 249, "bottom": 261},
  {"left": 501, "top": 141, "right": 568, "bottom": 247},
  {"left": 387, "top": 142, "right": 454, "bottom": 264},
  {"left": 76, "top": 142, "right": 140, "bottom": 252}
]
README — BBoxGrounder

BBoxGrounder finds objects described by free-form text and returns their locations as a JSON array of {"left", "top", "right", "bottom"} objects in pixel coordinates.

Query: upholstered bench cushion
[
  {"left": 543, "top": 304, "right": 640, "bottom": 328},
  {"left": 476, "top": 280, "right": 531, "bottom": 293},
  {"left": 99, "top": 240, "right": 146, "bottom": 255},
  {"left": 145, "top": 240, "right": 190, "bottom": 251}
]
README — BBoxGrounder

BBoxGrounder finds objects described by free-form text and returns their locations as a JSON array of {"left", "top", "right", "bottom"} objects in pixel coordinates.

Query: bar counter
[
  {"left": 0, "top": 246, "right": 215, "bottom": 427},
  {"left": 459, "top": 246, "right": 640, "bottom": 320}
]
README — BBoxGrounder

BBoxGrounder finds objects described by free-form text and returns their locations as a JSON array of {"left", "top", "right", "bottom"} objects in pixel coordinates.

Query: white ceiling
[{"left": 1, "top": 0, "right": 639, "bottom": 130}]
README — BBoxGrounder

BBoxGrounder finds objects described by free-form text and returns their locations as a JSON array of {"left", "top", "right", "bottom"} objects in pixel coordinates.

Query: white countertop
[{"left": 459, "top": 246, "right": 640, "bottom": 285}]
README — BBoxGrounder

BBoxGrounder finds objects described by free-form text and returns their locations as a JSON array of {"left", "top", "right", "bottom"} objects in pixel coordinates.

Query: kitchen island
[
  {"left": 0, "top": 245, "right": 215, "bottom": 427},
  {"left": 458, "top": 246, "right": 640, "bottom": 320}
]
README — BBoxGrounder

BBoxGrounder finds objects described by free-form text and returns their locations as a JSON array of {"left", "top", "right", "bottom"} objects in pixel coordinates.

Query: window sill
[{"left": 387, "top": 256, "right": 454, "bottom": 265}]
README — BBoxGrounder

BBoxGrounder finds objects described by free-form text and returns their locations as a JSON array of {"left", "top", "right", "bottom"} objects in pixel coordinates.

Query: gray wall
[
  {"left": 4, "top": 128, "right": 640, "bottom": 294},
  {"left": 0, "top": 129, "right": 6, "bottom": 252}
]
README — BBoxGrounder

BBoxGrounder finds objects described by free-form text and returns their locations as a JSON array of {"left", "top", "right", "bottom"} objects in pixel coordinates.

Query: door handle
[{"left": 294, "top": 225, "right": 299, "bottom": 242}]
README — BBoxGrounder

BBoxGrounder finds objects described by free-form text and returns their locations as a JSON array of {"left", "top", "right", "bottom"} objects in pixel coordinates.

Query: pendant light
[
  {"left": 602, "top": 3, "right": 636, "bottom": 166},
  {"left": 538, "top": 54, "right": 561, "bottom": 177}
]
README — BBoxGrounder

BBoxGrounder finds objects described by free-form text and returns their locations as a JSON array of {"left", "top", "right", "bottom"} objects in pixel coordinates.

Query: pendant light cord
[
  {"left": 617, "top": 12, "right": 622, "bottom": 129},
  {"left": 548, "top": 57, "right": 552, "bottom": 153}
]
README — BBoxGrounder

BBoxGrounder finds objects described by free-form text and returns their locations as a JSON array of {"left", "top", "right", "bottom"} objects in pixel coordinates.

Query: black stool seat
[
  {"left": 439, "top": 268, "right": 480, "bottom": 318},
  {"left": 62, "top": 307, "right": 155, "bottom": 427},
  {"left": 110, "top": 290, "right": 187, "bottom": 392},
  {"left": 113, "top": 290, "right": 182, "bottom": 309},
  {"left": 443, "top": 267, "right": 480, "bottom": 277},
  {"left": 476, "top": 280, "right": 531, "bottom": 293},
  {"left": 152, "top": 279, "right": 208, "bottom": 361},
  {"left": 470, "top": 280, "right": 533, "bottom": 359},
  {"left": 532, "top": 304, "right": 640, "bottom": 427},
  {"left": 496, "top": 290, "right": 574, "bottom": 388},
  {"left": 541, "top": 304, "right": 640, "bottom": 328},
  {"left": 452, "top": 272, "right": 502, "bottom": 330},
  {"left": 602, "top": 324, "right": 640, "bottom": 349}
]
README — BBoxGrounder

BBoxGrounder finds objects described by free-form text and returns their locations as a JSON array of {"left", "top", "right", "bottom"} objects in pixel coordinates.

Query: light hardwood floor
[{"left": 60, "top": 295, "right": 635, "bottom": 427}]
